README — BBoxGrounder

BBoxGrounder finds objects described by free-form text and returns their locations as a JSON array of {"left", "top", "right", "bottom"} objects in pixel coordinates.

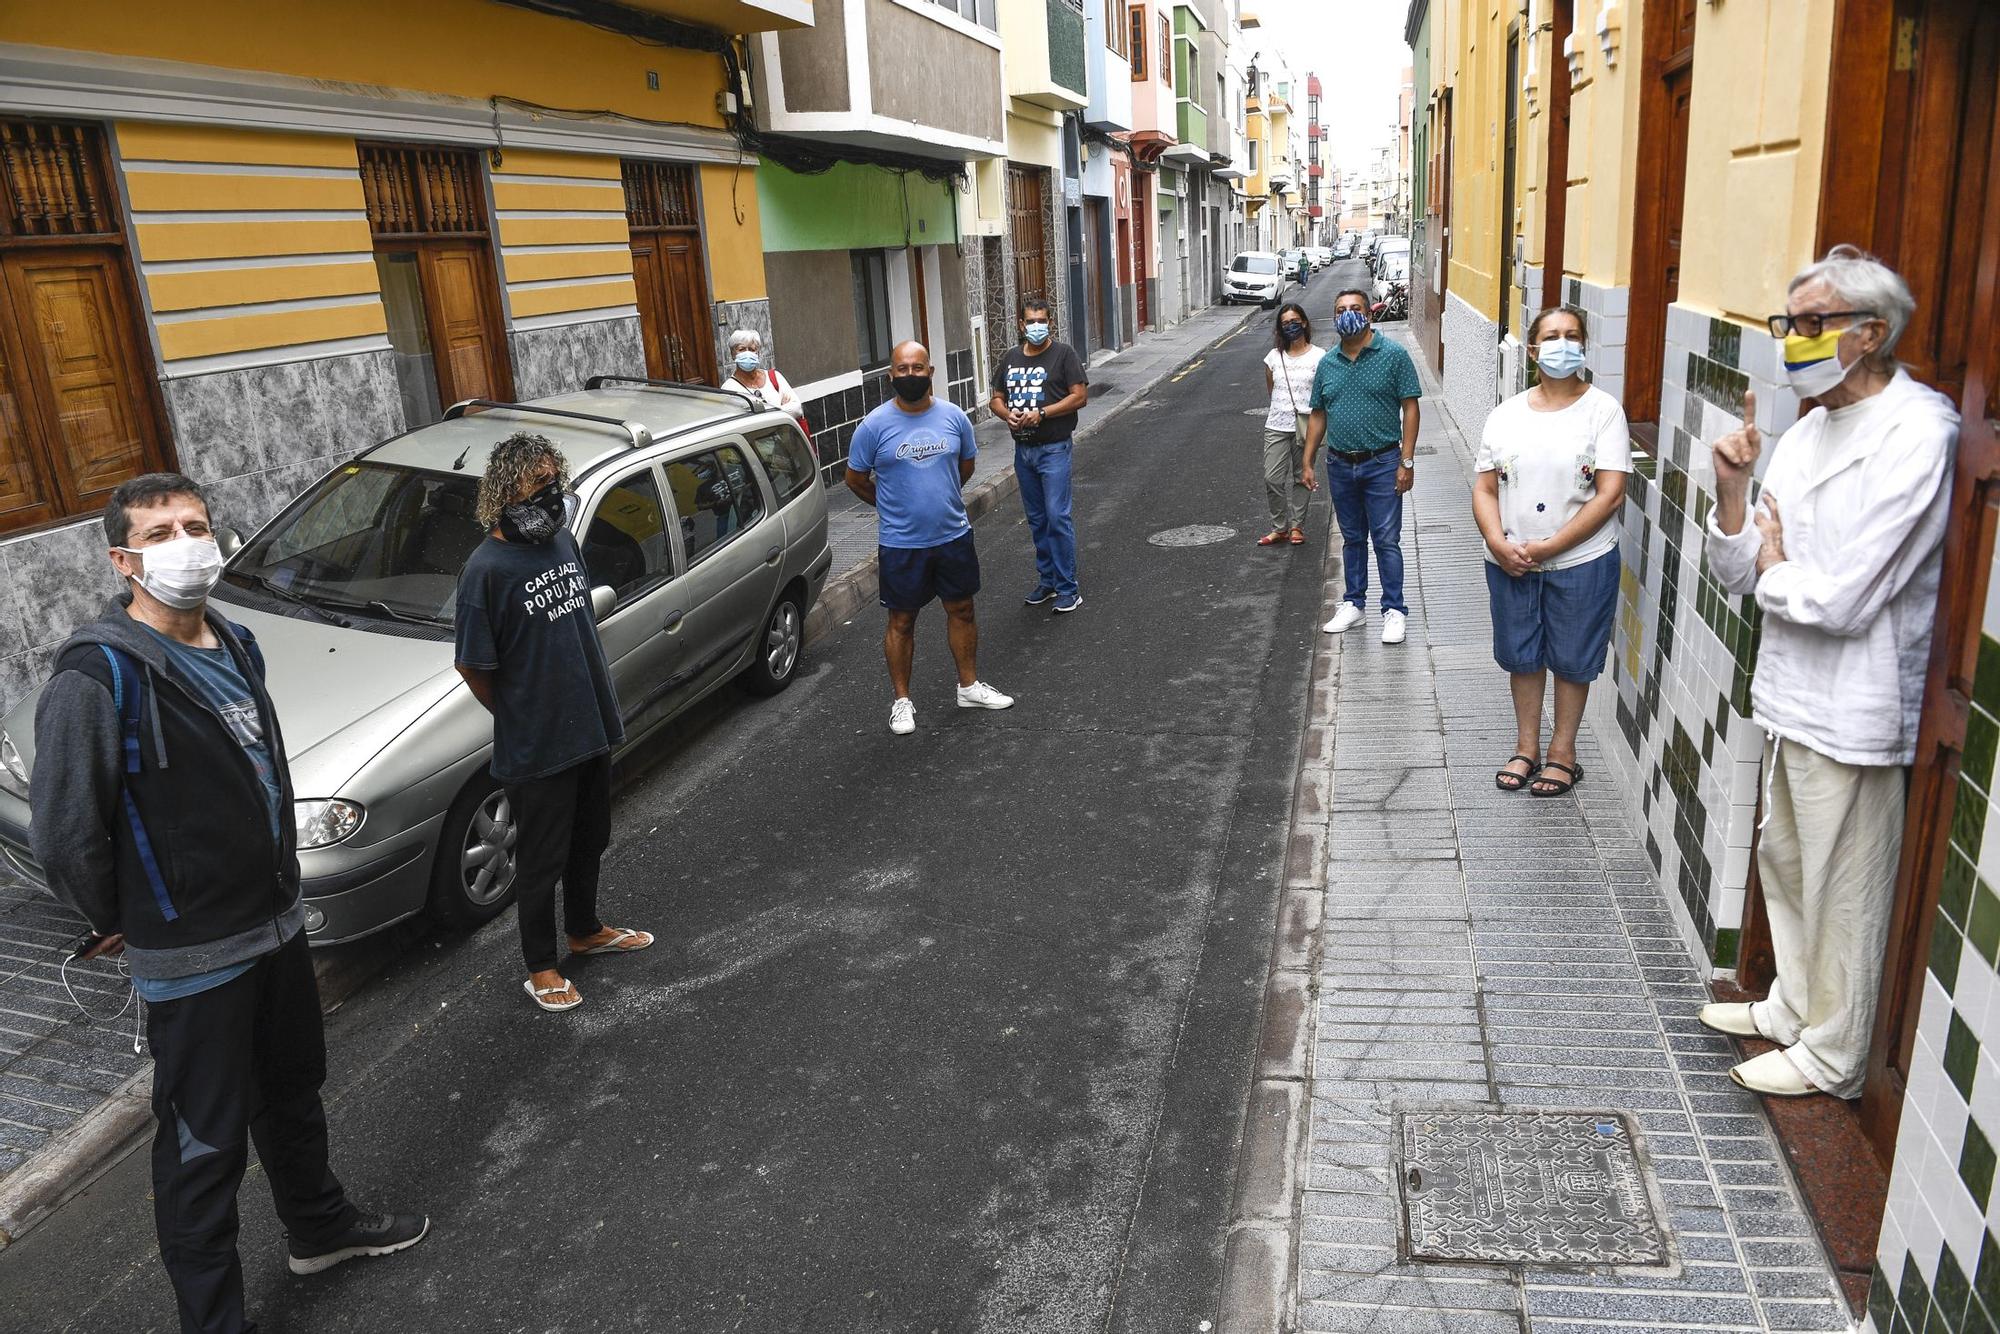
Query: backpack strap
[{"left": 97, "top": 645, "right": 177, "bottom": 923}]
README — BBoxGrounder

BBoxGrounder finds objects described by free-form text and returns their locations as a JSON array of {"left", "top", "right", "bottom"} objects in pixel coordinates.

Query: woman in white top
[
  {"left": 1472, "top": 304, "right": 1632, "bottom": 796},
  {"left": 720, "top": 329, "right": 804, "bottom": 427},
  {"left": 1259, "top": 302, "right": 1325, "bottom": 545}
]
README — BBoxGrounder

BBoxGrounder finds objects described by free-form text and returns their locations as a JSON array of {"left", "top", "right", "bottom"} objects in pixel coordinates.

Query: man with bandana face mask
[
  {"left": 455, "top": 433, "right": 653, "bottom": 1013},
  {"left": 1696, "top": 246, "right": 1959, "bottom": 1100},
  {"left": 32, "top": 472, "right": 428, "bottom": 1332}
]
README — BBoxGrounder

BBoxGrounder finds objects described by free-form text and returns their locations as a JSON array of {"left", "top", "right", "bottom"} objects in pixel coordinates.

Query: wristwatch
[{"left": 1399, "top": 454, "right": 1416, "bottom": 469}]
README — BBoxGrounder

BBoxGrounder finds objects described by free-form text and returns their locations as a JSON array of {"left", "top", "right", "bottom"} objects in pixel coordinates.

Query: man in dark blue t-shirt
[
  {"left": 847, "top": 341, "right": 1015, "bottom": 736},
  {"left": 455, "top": 433, "right": 654, "bottom": 1012}
]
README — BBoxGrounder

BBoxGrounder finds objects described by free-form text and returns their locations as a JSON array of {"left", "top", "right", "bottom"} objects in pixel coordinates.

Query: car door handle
[
  {"left": 661, "top": 610, "right": 685, "bottom": 633},
  {"left": 764, "top": 546, "right": 782, "bottom": 566}
]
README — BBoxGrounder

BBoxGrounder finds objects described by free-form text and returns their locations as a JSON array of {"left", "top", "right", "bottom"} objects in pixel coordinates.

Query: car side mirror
[
  {"left": 215, "top": 525, "right": 243, "bottom": 558},
  {"left": 590, "top": 585, "right": 616, "bottom": 622}
]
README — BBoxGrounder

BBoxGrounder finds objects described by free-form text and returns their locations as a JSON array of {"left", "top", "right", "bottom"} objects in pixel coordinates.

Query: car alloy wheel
[
  {"left": 766, "top": 599, "right": 801, "bottom": 682},
  {"left": 461, "top": 788, "right": 518, "bottom": 906}
]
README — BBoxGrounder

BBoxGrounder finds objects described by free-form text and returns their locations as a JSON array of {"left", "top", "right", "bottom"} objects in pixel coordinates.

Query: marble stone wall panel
[
  {"left": 167, "top": 350, "right": 405, "bottom": 489},
  {"left": 508, "top": 316, "right": 647, "bottom": 401}
]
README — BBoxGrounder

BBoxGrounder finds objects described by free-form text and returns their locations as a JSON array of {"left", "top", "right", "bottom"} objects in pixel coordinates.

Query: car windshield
[
  {"left": 1383, "top": 257, "right": 1409, "bottom": 280},
  {"left": 225, "top": 462, "right": 485, "bottom": 625},
  {"left": 1233, "top": 255, "right": 1279, "bottom": 274}
]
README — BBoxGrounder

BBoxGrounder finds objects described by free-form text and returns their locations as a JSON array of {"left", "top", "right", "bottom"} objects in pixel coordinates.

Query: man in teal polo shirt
[{"left": 1302, "top": 287, "right": 1423, "bottom": 644}]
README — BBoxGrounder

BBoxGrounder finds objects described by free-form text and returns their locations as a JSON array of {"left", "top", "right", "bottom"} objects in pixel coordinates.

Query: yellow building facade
[{"left": 0, "top": 0, "right": 787, "bottom": 704}]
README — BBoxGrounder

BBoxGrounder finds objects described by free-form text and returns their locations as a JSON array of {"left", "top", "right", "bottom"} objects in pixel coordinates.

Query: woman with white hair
[
  {"left": 1695, "top": 245, "right": 1959, "bottom": 1100},
  {"left": 720, "top": 328, "right": 804, "bottom": 428}
]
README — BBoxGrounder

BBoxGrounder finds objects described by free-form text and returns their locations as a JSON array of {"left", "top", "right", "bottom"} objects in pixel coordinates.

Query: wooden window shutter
[
  {"left": 358, "top": 144, "right": 488, "bottom": 238},
  {"left": 0, "top": 120, "right": 118, "bottom": 240}
]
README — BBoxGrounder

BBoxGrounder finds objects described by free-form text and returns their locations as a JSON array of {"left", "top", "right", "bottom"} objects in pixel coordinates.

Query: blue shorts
[
  {"left": 1485, "top": 547, "right": 1621, "bottom": 683},
  {"left": 879, "top": 531, "right": 981, "bottom": 611}
]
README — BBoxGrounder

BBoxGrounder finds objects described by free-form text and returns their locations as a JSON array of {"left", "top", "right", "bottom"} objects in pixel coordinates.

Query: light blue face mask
[
  {"left": 1024, "top": 322, "right": 1051, "bottom": 346},
  {"left": 733, "top": 352, "right": 761, "bottom": 373},
  {"left": 1535, "top": 339, "right": 1586, "bottom": 379}
]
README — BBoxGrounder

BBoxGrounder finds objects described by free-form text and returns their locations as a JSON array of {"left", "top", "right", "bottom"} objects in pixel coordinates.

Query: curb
[
  {"left": 0, "top": 933, "right": 404, "bottom": 1250},
  {"left": 1215, "top": 501, "right": 1340, "bottom": 1334},
  {"left": 802, "top": 305, "right": 1257, "bottom": 646}
]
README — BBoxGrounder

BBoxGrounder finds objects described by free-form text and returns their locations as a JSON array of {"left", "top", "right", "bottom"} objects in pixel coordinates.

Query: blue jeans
[
  {"left": 1327, "top": 448, "right": 1405, "bottom": 614},
  {"left": 1016, "top": 440, "right": 1078, "bottom": 596}
]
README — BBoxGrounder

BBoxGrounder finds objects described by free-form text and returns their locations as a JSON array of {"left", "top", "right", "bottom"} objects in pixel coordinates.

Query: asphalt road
[{"left": 0, "top": 270, "right": 1364, "bottom": 1334}]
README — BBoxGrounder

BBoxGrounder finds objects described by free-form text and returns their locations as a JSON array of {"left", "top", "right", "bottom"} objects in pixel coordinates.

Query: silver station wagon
[{"left": 0, "top": 379, "right": 831, "bottom": 943}]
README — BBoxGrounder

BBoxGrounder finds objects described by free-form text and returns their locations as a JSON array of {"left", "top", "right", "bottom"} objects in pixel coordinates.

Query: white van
[{"left": 1226, "top": 251, "right": 1284, "bottom": 308}]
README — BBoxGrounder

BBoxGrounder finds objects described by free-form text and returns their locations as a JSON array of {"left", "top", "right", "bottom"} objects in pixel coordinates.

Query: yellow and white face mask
[{"left": 1782, "top": 328, "right": 1856, "bottom": 398}]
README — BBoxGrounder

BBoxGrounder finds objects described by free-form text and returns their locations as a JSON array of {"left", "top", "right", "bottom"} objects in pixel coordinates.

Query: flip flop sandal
[
  {"left": 1529, "top": 761, "right": 1583, "bottom": 797},
  {"left": 1495, "top": 755, "right": 1539, "bottom": 792},
  {"left": 574, "top": 927, "right": 654, "bottom": 956},
  {"left": 523, "top": 978, "right": 582, "bottom": 1011},
  {"left": 1257, "top": 531, "right": 1287, "bottom": 546},
  {"left": 1288, "top": 528, "right": 1306, "bottom": 545}
]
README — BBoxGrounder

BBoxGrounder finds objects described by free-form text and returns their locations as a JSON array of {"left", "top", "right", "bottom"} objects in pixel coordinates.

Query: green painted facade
[
  {"left": 756, "top": 160, "right": 961, "bottom": 254},
  {"left": 1047, "top": 0, "right": 1086, "bottom": 99}
]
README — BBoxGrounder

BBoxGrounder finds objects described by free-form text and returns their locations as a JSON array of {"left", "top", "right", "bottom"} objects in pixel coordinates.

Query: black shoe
[
  {"left": 1024, "top": 585, "right": 1057, "bottom": 606},
  {"left": 288, "top": 1212, "right": 430, "bottom": 1275}
]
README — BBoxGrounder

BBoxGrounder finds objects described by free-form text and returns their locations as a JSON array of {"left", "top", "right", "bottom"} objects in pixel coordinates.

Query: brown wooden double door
[
  {"left": 1009, "top": 165, "right": 1049, "bottom": 305},
  {"left": 372, "top": 239, "right": 513, "bottom": 420},
  {"left": 631, "top": 232, "right": 716, "bottom": 384}
]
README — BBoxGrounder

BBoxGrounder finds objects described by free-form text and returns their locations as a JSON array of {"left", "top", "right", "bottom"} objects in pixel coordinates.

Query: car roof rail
[
  {"left": 583, "top": 375, "right": 755, "bottom": 413},
  {"left": 443, "top": 399, "right": 654, "bottom": 451}
]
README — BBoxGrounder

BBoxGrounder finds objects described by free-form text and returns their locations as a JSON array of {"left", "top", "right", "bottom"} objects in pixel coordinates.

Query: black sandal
[
  {"left": 1530, "top": 761, "right": 1583, "bottom": 797},
  {"left": 1495, "top": 755, "right": 1539, "bottom": 792}
]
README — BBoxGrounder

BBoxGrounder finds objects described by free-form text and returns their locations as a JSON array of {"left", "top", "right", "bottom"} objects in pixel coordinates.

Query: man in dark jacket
[{"left": 32, "top": 473, "right": 425, "bottom": 1334}]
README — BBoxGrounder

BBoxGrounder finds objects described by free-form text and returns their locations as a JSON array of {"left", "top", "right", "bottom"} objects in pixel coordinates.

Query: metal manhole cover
[
  {"left": 1148, "top": 524, "right": 1235, "bottom": 547},
  {"left": 1396, "top": 1109, "right": 1666, "bottom": 1267}
]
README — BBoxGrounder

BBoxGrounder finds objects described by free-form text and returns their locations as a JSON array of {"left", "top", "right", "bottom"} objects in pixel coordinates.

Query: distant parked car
[
  {"left": 0, "top": 380, "right": 834, "bottom": 945},
  {"left": 1334, "top": 235, "right": 1357, "bottom": 260},
  {"left": 1371, "top": 237, "right": 1411, "bottom": 277},
  {"left": 1226, "top": 250, "right": 1284, "bottom": 307},
  {"left": 1281, "top": 248, "right": 1309, "bottom": 282},
  {"left": 1373, "top": 250, "right": 1411, "bottom": 305},
  {"left": 1308, "top": 246, "right": 1334, "bottom": 269}
]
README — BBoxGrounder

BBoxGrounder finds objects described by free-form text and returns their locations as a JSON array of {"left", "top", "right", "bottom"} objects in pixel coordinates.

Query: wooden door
[
  {"left": 1134, "top": 195, "right": 1151, "bottom": 332},
  {"left": 630, "top": 234, "right": 717, "bottom": 384},
  {"left": 1009, "top": 166, "right": 1048, "bottom": 304},
  {"left": 631, "top": 238, "right": 672, "bottom": 381},
  {"left": 1501, "top": 29, "right": 1520, "bottom": 341},
  {"left": 1807, "top": 0, "right": 2000, "bottom": 1159},
  {"left": 0, "top": 248, "right": 167, "bottom": 520},
  {"left": 1627, "top": 0, "right": 1698, "bottom": 428},
  {"left": 1540, "top": 0, "right": 1573, "bottom": 304},
  {"left": 418, "top": 241, "right": 512, "bottom": 407}
]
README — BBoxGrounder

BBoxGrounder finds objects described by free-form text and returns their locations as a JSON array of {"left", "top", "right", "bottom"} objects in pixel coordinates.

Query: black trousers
[
  {"left": 507, "top": 753, "right": 612, "bottom": 972},
  {"left": 147, "top": 930, "right": 358, "bottom": 1334}
]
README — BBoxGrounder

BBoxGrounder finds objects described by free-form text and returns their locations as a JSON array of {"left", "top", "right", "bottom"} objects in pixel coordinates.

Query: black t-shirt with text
[
  {"left": 454, "top": 529, "right": 625, "bottom": 784},
  {"left": 992, "top": 341, "right": 1089, "bottom": 446}
]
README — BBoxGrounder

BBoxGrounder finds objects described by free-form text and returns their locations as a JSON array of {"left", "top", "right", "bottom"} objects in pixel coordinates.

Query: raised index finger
[{"left": 1741, "top": 389, "right": 1759, "bottom": 438}]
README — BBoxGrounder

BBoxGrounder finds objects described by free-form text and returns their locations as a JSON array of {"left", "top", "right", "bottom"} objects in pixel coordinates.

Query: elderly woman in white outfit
[
  {"left": 720, "top": 329, "right": 804, "bottom": 427},
  {"left": 1697, "top": 246, "right": 1959, "bottom": 1099}
]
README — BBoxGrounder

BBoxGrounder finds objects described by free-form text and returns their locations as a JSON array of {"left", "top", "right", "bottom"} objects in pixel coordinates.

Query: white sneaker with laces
[
  {"left": 889, "top": 698, "right": 916, "bottom": 735},
  {"left": 956, "top": 680, "right": 1015, "bottom": 710},
  {"left": 1322, "top": 603, "right": 1364, "bottom": 634},
  {"left": 1382, "top": 610, "right": 1407, "bottom": 644}
]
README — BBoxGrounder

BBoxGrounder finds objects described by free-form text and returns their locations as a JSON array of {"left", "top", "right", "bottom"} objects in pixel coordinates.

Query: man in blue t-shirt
[{"left": 846, "top": 340, "right": 1015, "bottom": 736}]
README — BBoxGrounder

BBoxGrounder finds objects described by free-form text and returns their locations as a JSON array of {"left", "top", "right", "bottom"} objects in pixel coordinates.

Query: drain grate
[
  {"left": 1148, "top": 524, "right": 1235, "bottom": 547},
  {"left": 1396, "top": 1108, "right": 1666, "bottom": 1267}
]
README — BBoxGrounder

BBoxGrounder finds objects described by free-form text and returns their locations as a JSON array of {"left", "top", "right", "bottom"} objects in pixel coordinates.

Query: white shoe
[
  {"left": 956, "top": 680, "right": 1015, "bottom": 710},
  {"left": 889, "top": 698, "right": 916, "bottom": 735},
  {"left": 1382, "top": 610, "right": 1407, "bottom": 644},
  {"left": 1698, "top": 1002, "right": 1759, "bottom": 1038},
  {"left": 1322, "top": 603, "right": 1364, "bottom": 634},
  {"left": 1729, "top": 1048, "right": 1820, "bottom": 1097}
]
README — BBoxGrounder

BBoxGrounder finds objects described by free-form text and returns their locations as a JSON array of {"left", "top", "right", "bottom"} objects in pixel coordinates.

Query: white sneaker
[
  {"left": 956, "top": 680, "right": 1015, "bottom": 710},
  {"left": 1321, "top": 603, "right": 1364, "bottom": 634},
  {"left": 889, "top": 698, "right": 916, "bottom": 735},
  {"left": 1382, "top": 610, "right": 1407, "bottom": 644}
]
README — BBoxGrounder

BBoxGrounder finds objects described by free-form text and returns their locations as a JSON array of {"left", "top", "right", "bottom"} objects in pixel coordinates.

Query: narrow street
[{"left": 0, "top": 284, "right": 1347, "bottom": 1332}]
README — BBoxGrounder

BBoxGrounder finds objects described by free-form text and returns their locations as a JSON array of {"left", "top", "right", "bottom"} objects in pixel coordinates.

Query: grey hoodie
[{"left": 31, "top": 596, "right": 303, "bottom": 980}]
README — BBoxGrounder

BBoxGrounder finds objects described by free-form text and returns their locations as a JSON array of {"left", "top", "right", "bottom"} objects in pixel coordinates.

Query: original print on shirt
[{"left": 521, "top": 558, "right": 591, "bottom": 623}]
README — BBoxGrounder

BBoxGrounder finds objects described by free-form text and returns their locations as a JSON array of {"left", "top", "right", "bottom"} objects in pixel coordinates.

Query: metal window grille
[
  {"left": 0, "top": 119, "right": 116, "bottom": 239},
  {"left": 622, "top": 160, "right": 699, "bottom": 231},
  {"left": 358, "top": 143, "right": 488, "bottom": 238}
]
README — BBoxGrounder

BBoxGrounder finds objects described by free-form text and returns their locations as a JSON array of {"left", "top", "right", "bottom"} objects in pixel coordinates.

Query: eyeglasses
[{"left": 1766, "top": 310, "right": 1876, "bottom": 339}]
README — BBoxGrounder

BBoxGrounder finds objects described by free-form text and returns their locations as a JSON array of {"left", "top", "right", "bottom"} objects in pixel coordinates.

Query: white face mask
[{"left": 119, "top": 534, "right": 224, "bottom": 610}]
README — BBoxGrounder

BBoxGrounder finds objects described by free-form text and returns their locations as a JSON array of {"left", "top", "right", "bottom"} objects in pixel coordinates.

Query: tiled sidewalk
[{"left": 1293, "top": 333, "right": 1852, "bottom": 1332}]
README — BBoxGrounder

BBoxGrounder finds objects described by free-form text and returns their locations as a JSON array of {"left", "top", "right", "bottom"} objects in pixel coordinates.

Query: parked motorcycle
[{"left": 1370, "top": 283, "right": 1410, "bottom": 323}]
